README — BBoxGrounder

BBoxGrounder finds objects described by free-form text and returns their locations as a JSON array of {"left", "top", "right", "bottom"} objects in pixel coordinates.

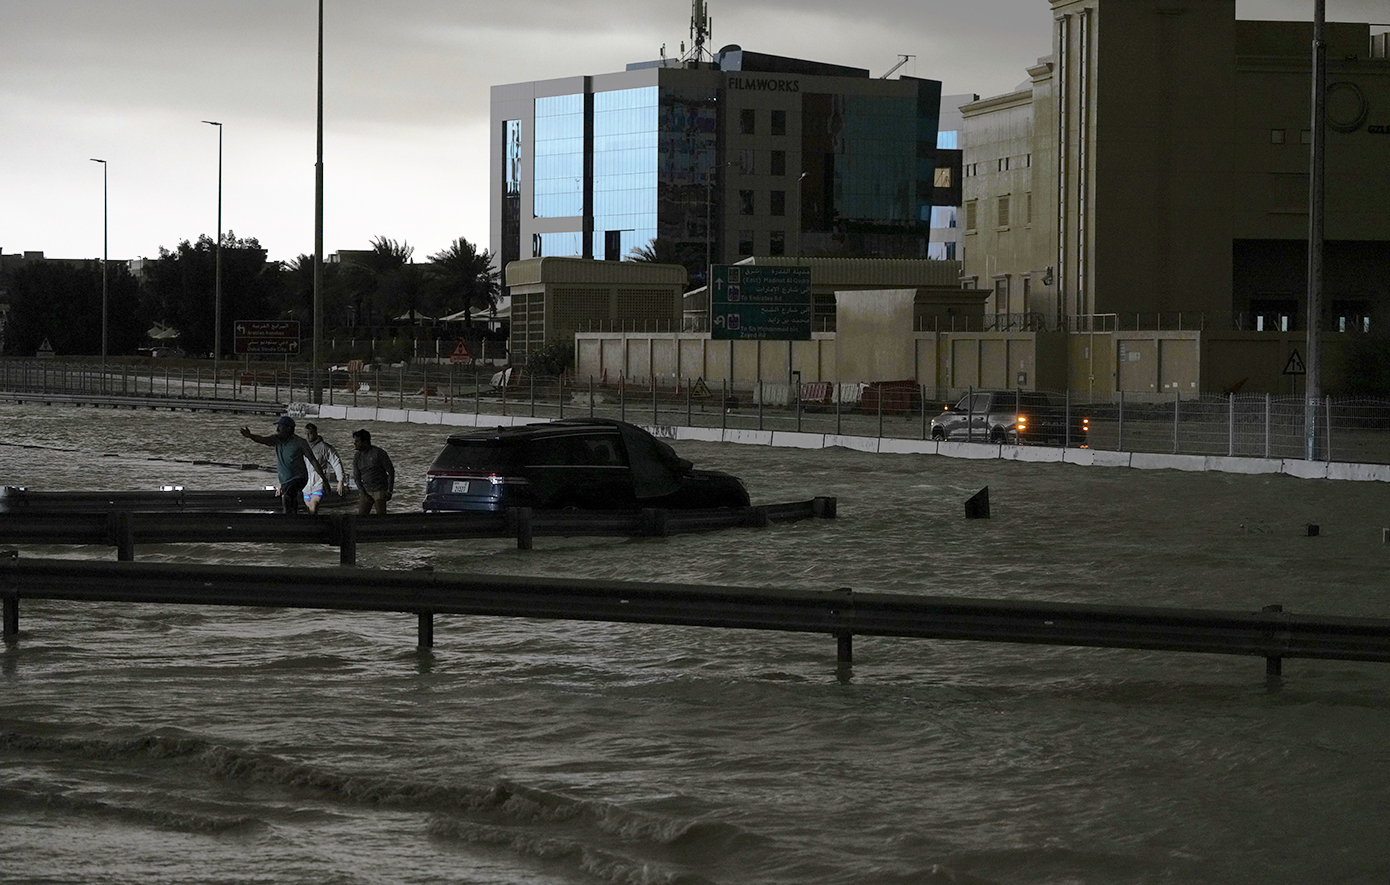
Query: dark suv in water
[
  {"left": 422, "top": 419, "right": 750, "bottom": 512},
  {"left": 930, "top": 390, "right": 1089, "bottom": 446}
]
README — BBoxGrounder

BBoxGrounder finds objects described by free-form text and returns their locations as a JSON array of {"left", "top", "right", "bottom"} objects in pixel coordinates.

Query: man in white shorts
[{"left": 301, "top": 422, "right": 347, "bottom": 514}]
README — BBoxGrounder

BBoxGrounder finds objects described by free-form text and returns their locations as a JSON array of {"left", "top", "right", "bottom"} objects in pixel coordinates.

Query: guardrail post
[
  {"left": 508, "top": 507, "right": 533, "bottom": 550},
  {"left": 109, "top": 511, "right": 135, "bottom": 561},
  {"left": 335, "top": 513, "right": 358, "bottom": 566},
  {"left": 418, "top": 611, "right": 434, "bottom": 648},
  {"left": 833, "top": 587, "right": 854, "bottom": 666},
  {"left": 640, "top": 508, "right": 669, "bottom": 537},
  {"left": 1263, "top": 604, "right": 1284, "bottom": 676},
  {"left": 2, "top": 551, "right": 16, "bottom": 639},
  {"left": 3, "top": 593, "right": 15, "bottom": 639}
]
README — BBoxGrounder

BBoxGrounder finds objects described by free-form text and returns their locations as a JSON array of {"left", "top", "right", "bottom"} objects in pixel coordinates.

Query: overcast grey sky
[{"left": 1, "top": 0, "right": 1384, "bottom": 264}]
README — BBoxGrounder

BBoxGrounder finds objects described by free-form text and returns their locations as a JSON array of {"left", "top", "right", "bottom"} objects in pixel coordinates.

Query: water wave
[{"left": 0, "top": 782, "right": 265, "bottom": 835}]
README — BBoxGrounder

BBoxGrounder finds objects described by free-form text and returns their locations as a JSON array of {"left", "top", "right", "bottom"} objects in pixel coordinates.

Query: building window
[
  {"left": 997, "top": 194, "right": 1010, "bottom": 228},
  {"left": 771, "top": 109, "right": 786, "bottom": 136},
  {"left": 738, "top": 229, "right": 754, "bottom": 255},
  {"left": 770, "top": 231, "right": 785, "bottom": 256},
  {"left": 740, "top": 108, "right": 756, "bottom": 135},
  {"left": 929, "top": 206, "right": 957, "bottom": 229},
  {"left": 739, "top": 190, "right": 755, "bottom": 215},
  {"left": 1025, "top": 192, "right": 1033, "bottom": 224},
  {"left": 1271, "top": 129, "right": 1287, "bottom": 144},
  {"left": 591, "top": 86, "right": 659, "bottom": 263},
  {"left": 770, "top": 190, "right": 786, "bottom": 216},
  {"left": 739, "top": 149, "right": 756, "bottom": 175},
  {"left": 997, "top": 157, "right": 1008, "bottom": 172},
  {"left": 770, "top": 150, "right": 786, "bottom": 176},
  {"left": 994, "top": 277, "right": 1010, "bottom": 315},
  {"left": 533, "top": 93, "right": 585, "bottom": 218},
  {"left": 1025, "top": 153, "right": 1032, "bottom": 167},
  {"left": 965, "top": 200, "right": 977, "bottom": 232},
  {"left": 934, "top": 167, "right": 952, "bottom": 188}
]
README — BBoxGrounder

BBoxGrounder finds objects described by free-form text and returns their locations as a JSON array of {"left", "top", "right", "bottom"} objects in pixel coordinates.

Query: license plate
[{"left": 451, "top": 480, "right": 473, "bottom": 494}]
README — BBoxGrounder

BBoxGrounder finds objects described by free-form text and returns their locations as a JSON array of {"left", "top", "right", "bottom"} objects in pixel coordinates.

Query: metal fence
[{"left": 6, "top": 359, "right": 1389, "bottom": 465}]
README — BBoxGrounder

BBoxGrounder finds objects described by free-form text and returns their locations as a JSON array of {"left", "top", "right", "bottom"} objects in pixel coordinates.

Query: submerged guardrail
[
  {"left": 0, "top": 497, "right": 838, "bottom": 564},
  {"left": 4, "top": 553, "right": 1388, "bottom": 678},
  {"left": 0, "top": 390, "right": 285, "bottom": 415}
]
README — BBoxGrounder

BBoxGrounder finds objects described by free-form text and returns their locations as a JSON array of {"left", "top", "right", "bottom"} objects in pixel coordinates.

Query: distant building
[
  {"left": 961, "top": 0, "right": 1390, "bottom": 337},
  {"left": 927, "top": 94, "right": 974, "bottom": 264},
  {"left": 490, "top": 47, "right": 946, "bottom": 297}
]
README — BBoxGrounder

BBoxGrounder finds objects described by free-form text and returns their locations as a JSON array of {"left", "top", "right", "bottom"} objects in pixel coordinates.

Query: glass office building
[{"left": 492, "top": 49, "right": 944, "bottom": 292}]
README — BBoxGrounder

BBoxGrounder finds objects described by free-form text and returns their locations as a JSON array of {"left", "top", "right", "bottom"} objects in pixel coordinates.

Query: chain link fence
[{"left": 6, "top": 360, "right": 1388, "bottom": 465}]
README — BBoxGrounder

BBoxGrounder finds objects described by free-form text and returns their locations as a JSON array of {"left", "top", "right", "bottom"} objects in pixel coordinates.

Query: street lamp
[
  {"left": 202, "top": 120, "right": 223, "bottom": 387},
  {"left": 313, "top": 0, "right": 325, "bottom": 404},
  {"left": 89, "top": 158, "right": 107, "bottom": 388}
]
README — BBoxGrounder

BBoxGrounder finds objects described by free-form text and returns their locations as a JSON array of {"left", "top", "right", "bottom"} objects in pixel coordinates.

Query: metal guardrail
[
  {"left": 0, "top": 498, "right": 837, "bottom": 564},
  {"left": 0, "top": 390, "right": 285, "bottom": 415},
  {"left": 0, "top": 487, "right": 284, "bottom": 513},
  {"left": 4, "top": 553, "right": 1388, "bottom": 677}
]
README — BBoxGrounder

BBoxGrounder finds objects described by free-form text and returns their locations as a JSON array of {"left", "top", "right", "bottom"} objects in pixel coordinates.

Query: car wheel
[
  {"left": 931, "top": 427, "right": 945, "bottom": 441},
  {"left": 989, "top": 427, "right": 1007, "bottom": 444}
]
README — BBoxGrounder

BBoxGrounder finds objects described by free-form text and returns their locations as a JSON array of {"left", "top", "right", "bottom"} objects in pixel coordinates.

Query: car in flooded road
[
  {"left": 930, "top": 390, "right": 1089, "bottom": 446},
  {"left": 422, "top": 418, "right": 750, "bottom": 512}
]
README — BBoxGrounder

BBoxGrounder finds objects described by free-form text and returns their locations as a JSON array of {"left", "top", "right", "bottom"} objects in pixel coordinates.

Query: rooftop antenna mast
[{"left": 688, "top": 0, "right": 712, "bottom": 62}]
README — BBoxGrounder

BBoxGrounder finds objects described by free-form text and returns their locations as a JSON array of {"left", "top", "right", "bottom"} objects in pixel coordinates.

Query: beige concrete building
[
  {"left": 961, "top": 0, "right": 1390, "bottom": 396},
  {"left": 505, "top": 257, "right": 686, "bottom": 357}
]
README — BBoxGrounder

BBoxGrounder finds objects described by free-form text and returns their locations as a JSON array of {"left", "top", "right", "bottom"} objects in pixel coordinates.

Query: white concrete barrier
[
  {"left": 1327, "top": 462, "right": 1390, "bottom": 482},
  {"left": 878, "top": 437, "right": 932, "bottom": 455},
  {"left": 938, "top": 441, "right": 1000, "bottom": 460},
  {"left": 1004, "top": 445, "right": 1067, "bottom": 464},
  {"left": 1206, "top": 455, "right": 1281, "bottom": 476},
  {"left": 824, "top": 434, "right": 880, "bottom": 452},
  {"left": 771, "top": 431, "right": 829, "bottom": 450},
  {"left": 1281, "top": 459, "right": 1330, "bottom": 480},
  {"left": 723, "top": 429, "right": 774, "bottom": 446},
  {"left": 1131, "top": 452, "right": 1206, "bottom": 473}
]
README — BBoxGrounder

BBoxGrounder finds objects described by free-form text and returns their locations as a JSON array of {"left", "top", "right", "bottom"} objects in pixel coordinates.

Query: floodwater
[{"left": 2, "top": 403, "right": 1389, "bottom": 885}]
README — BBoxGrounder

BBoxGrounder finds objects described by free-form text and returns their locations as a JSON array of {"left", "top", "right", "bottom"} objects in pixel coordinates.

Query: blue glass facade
[
  {"left": 592, "top": 87, "right": 658, "bottom": 260},
  {"left": 533, "top": 94, "right": 584, "bottom": 219},
  {"left": 499, "top": 63, "right": 941, "bottom": 278}
]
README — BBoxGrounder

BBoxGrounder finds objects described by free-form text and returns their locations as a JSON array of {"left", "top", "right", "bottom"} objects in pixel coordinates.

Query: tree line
[{"left": 1, "top": 233, "right": 500, "bottom": 360}]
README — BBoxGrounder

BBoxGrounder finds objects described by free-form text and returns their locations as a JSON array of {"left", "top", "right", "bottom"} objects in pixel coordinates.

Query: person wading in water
[{"left": 240, "top": 416, "right": 328, "bottom": 515}]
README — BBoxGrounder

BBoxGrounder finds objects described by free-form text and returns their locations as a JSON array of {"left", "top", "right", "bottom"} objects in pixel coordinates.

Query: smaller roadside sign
[
  {"left": 1283, "top": 349, "right": 1306, "bottom": 376},
  {"left": 234, "top": 319, "right": 301, "bottom": 355},
  {"left": 449, "top": 339, "right": 472, "bottom": 364}
]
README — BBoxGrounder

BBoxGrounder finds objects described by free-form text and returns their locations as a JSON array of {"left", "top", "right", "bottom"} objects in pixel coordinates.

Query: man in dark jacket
[{"left": 350, "top": 429, "right": 395, "bottom": 515}]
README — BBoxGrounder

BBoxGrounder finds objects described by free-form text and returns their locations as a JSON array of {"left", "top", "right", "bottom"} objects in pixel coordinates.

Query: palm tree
[
  {"left": 427, "top": 237, "right": 500, "bottom": 328},
  {"left": 342, "top": 236, "right": 414, "bottom": 328},
  {"left": 626, "top": 237, "right": 681, "bottom": 264}
]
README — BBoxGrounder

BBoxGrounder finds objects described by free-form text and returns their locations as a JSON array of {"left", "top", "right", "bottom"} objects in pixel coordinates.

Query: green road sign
[{"left": 710, "top": 265, "right": 812, "bottom": 340}]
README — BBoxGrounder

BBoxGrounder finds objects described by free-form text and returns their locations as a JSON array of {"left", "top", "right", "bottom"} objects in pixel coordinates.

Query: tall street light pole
[
  {"left": 89, "top": 158, "right": 108, "bottom": 389},
  {"left": 312, "top": 0, "right": 325, "bottom": 404},
  {"left": 203, "top": 120, "right": 223, "bottom": 388},
  {"left": 1305, "top": 0, "right": 1326, "bottom": 461}
]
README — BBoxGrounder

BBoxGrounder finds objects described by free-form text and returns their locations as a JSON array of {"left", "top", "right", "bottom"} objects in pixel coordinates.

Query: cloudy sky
[{"left": 1, "top": 0, "right": 1384, "bottom": 264}]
